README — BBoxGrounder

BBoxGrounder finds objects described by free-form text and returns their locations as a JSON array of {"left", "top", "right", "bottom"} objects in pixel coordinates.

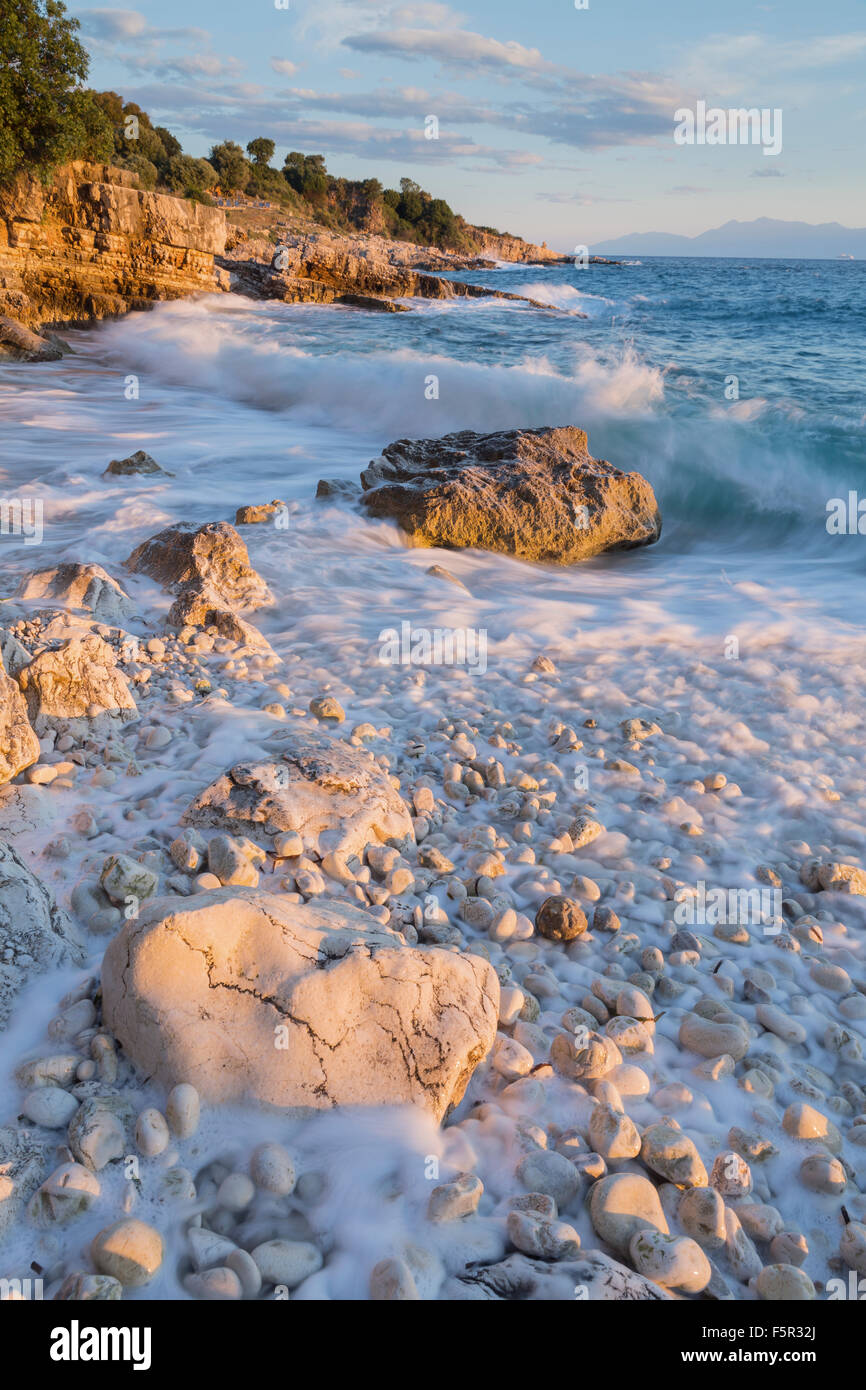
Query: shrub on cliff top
[{"left": 0, "top": 0, "right": 113, "bottom": 184}]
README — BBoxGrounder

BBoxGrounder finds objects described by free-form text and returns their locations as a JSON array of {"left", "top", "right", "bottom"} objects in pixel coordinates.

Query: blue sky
[{"left": 69, "top": 0, "right": 866, "bottom": 249}]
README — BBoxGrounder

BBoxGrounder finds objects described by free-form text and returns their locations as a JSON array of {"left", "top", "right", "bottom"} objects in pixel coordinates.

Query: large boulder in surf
[
  {"left": 102, "top": 889, "right": 499, "bottom": 1121},
  {"left": 357, "top": 426, "right": 661, "bottom": 563},
  {"left": 125, "top": 521, "right": 272, "bottom": 611},
  {"left": 182, "top": 733, "right": 413, "bottom": 858},
  {"left": 0, "top": 840, "right": 85, "bottom": 1029},
  {"left": 0, "top": 653, "right": 40, "bottom": 786}
]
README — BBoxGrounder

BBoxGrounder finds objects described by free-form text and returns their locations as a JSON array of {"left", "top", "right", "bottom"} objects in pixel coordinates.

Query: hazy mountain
[{"left": 590, "top": 218, "right": 866, "bottom": 259}]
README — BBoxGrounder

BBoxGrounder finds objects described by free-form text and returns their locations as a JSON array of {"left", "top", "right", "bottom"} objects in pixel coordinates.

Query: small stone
[
  {"left": 217, "top": 1172, "right": 256, "bottom": 1212},
  {"left": 589, "top": 1173, "right": 669, "bottom": 1254},
  {"left": 135, "top": 1108, "right": 169, "bottom": 1158},
  {"left": 678, "top": 1187, "right": 726, "bottom": 1249},
  {"left": 798, "top": 1153, "right": 846, "bottom": 1195},
  {"left": 427, "top": 1173, "right": 483, "bottom": 1222},
  {"left": 251, "top": 1239, "right": 323, "bottom": 1288},
  {"left": 755, "top": 1265, "right": 816, "bottom": 1300},
  {"left": 226, "top": 1248, "right": 263, "bottom": 1297},
  {"left": 770, "top": 1232, "right": 808, "bottom": 1266},
  {"left": 782, "top": 1102, "right": 841, "bottom": 1153},
  {"left": 370, "top": 1257, "right": 420, "bottom": 1300},
  {"left": 91, "top": 1219, "right": 164, "bottom": 1287},
  {"left": 629, "top": 1229, "right": 712, "bottom": 1293},
  {"left": 207, "top": 835, "right": 259, "bottom": 887},
  {"left": 54, "top": 1273, "right": 122, "bottom": 1301},
  {"left": 535, "top": 895, "right": 587, "bottom": 942},
  {"left": 679, "top": 1012, "right": 749, "bottom": 1062},
  {"left": 188, "top": 1227, "right": 238, "bottom": 1271},
  {"left": 516, "top": 1151, "right": 580, "bottom": 1210},
  {"left": 184, "top": 1267, "right": 243, "bottom": 1300},
  {"left": 28, "top": 1163, "right": 100, "bottom": 1226},
  {"left": 641, "top": 1123, "right": 708, "bottom": 1187},
  {"left": 710, "top": 1150, "right": 752, "bottom": 1199},
  {"left": 309, "top": 696, "right": 345, "bottom": 722},
  {"left": 166, "top": 1083, "right": 200, "bottom": 1139},
  {"left": 21, "top": 1086, "right": 79, "bottom": 1130},
  {"left": 839, "top": 1221, "right": 866, "bottom": 1274},
  {"left": 506, "top": 1210, "right": 581, "bottom": 1260},
  {"left": 589, "top": 1104, "right": 642, "bottom": 1161},
  {"left": 99, "top": 853, "right": 158, "bottom": 907},
  {"left": 250, "top": 1142, "right": 295, "bottom": 1196}
]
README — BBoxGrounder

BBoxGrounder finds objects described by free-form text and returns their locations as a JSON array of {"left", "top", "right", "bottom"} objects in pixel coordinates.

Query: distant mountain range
[{"left": 590, "top": 218, "right": 866, "bottom": 259}]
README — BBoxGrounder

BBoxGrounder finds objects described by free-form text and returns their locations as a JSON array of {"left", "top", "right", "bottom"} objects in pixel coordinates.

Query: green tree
[
  {"left": 246, "top": 137, "right": 275, "bottom": 167},
  {"left": 0, "top": 0, "right": 115, "bottom": 183},
  {"left": 208, "top": 140, "right": 249, "bottom": 193},
  {"left": 154, "top": 126, "right": 182, "bottom": 160}
]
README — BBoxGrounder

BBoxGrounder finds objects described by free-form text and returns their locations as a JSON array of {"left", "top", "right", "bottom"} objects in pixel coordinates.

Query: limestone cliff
[{"left": 0, "top": 162, "right": 228, "bottom": 331}]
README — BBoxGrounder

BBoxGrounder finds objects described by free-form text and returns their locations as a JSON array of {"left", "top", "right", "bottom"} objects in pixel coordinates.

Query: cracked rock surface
[
  {"left": 102, "top": 889, "right": 499, "bottom": 1122},
  {"left": 182, "top": 732, "right": 414, "bottom": 858}
]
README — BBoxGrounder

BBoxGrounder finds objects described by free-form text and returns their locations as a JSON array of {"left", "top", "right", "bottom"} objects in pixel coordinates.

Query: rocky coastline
[{"left": 0, "top": 420, "right": 864, "bottom": 1303}]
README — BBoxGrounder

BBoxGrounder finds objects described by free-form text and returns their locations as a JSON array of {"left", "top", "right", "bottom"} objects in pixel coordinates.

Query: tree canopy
[{"left": 0, "top": 0, "right": 113, "bottom": 183}]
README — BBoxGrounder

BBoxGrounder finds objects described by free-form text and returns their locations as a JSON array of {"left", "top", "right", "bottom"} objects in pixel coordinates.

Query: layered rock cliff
[{"left": 0, "top": 162, "right": 228, "bottom": 332}]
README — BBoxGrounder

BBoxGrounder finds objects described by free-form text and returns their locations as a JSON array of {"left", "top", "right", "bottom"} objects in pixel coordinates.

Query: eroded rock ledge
[{"left": 0, "top": 162, "right": 228, "bottom": 332}]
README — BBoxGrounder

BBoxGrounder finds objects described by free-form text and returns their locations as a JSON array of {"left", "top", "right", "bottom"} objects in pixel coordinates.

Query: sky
[{"left": 68, "top": 0, "right": 866, "bottom": 250}]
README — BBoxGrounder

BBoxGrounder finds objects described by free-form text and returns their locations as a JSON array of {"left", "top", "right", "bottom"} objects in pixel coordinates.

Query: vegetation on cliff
[{"left": 1, "top": 0, "right": 511, "bottom": 253}]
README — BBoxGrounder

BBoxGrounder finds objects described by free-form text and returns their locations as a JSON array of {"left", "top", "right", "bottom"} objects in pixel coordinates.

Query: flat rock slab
[
  {"left": 356, "top": 425, "right": 661, "bottom": 564},
  {"left": 102, "top": 889, "right": 499, "bottom": 1122},
  {"left": 182, "top": 733, "right": 413, "bottom": 858}
]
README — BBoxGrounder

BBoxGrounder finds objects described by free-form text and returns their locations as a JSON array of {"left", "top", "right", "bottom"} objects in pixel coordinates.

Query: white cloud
[
  {"left": 343, "top": 26, "right": 558, "bottom": 77},
  {"left": 270, "top": 58, "right": 300, "bottom": 76}
]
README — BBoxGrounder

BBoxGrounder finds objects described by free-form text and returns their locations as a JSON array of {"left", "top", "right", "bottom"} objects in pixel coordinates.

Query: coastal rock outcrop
[
  {"left": 221, "top": 231, "right": 580, "bottom": 313},
  {"left": 0, "top": 163, "right": 227, "bottom": 329},
  {"left": 0, "top": 841, "right": 85, "bottom": 1029},
  {"left": 125, "top": 521, "right": 272, "bottom": 611},
  {"left": 101, "top": 890, "right": 499, "bottom": 1121},
  {"left": 17, "top": 633, "right": 138, "bottom": 736},
  {"left": 0, "top": 654, "right": 40, "bottom": 786},
  {"left": 356, "top": 426, "right": 661, "bottom": 563},
  {"left": 182, "top": 733, "right": 413, "bottom": 858}
]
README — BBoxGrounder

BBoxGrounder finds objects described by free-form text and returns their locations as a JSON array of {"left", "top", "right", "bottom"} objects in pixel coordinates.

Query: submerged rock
[
  {"left": 182, "top": 733, "right": 413, "bottom": 859},
  {"left": 104, "top": 450, "right": 172, "bottom": 478},
  {"left": 102, "top": 889, "right": 499, "bottom": 1122},
  {"left": 356, "top": 426, "right": 661, "bottom": 564}
]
